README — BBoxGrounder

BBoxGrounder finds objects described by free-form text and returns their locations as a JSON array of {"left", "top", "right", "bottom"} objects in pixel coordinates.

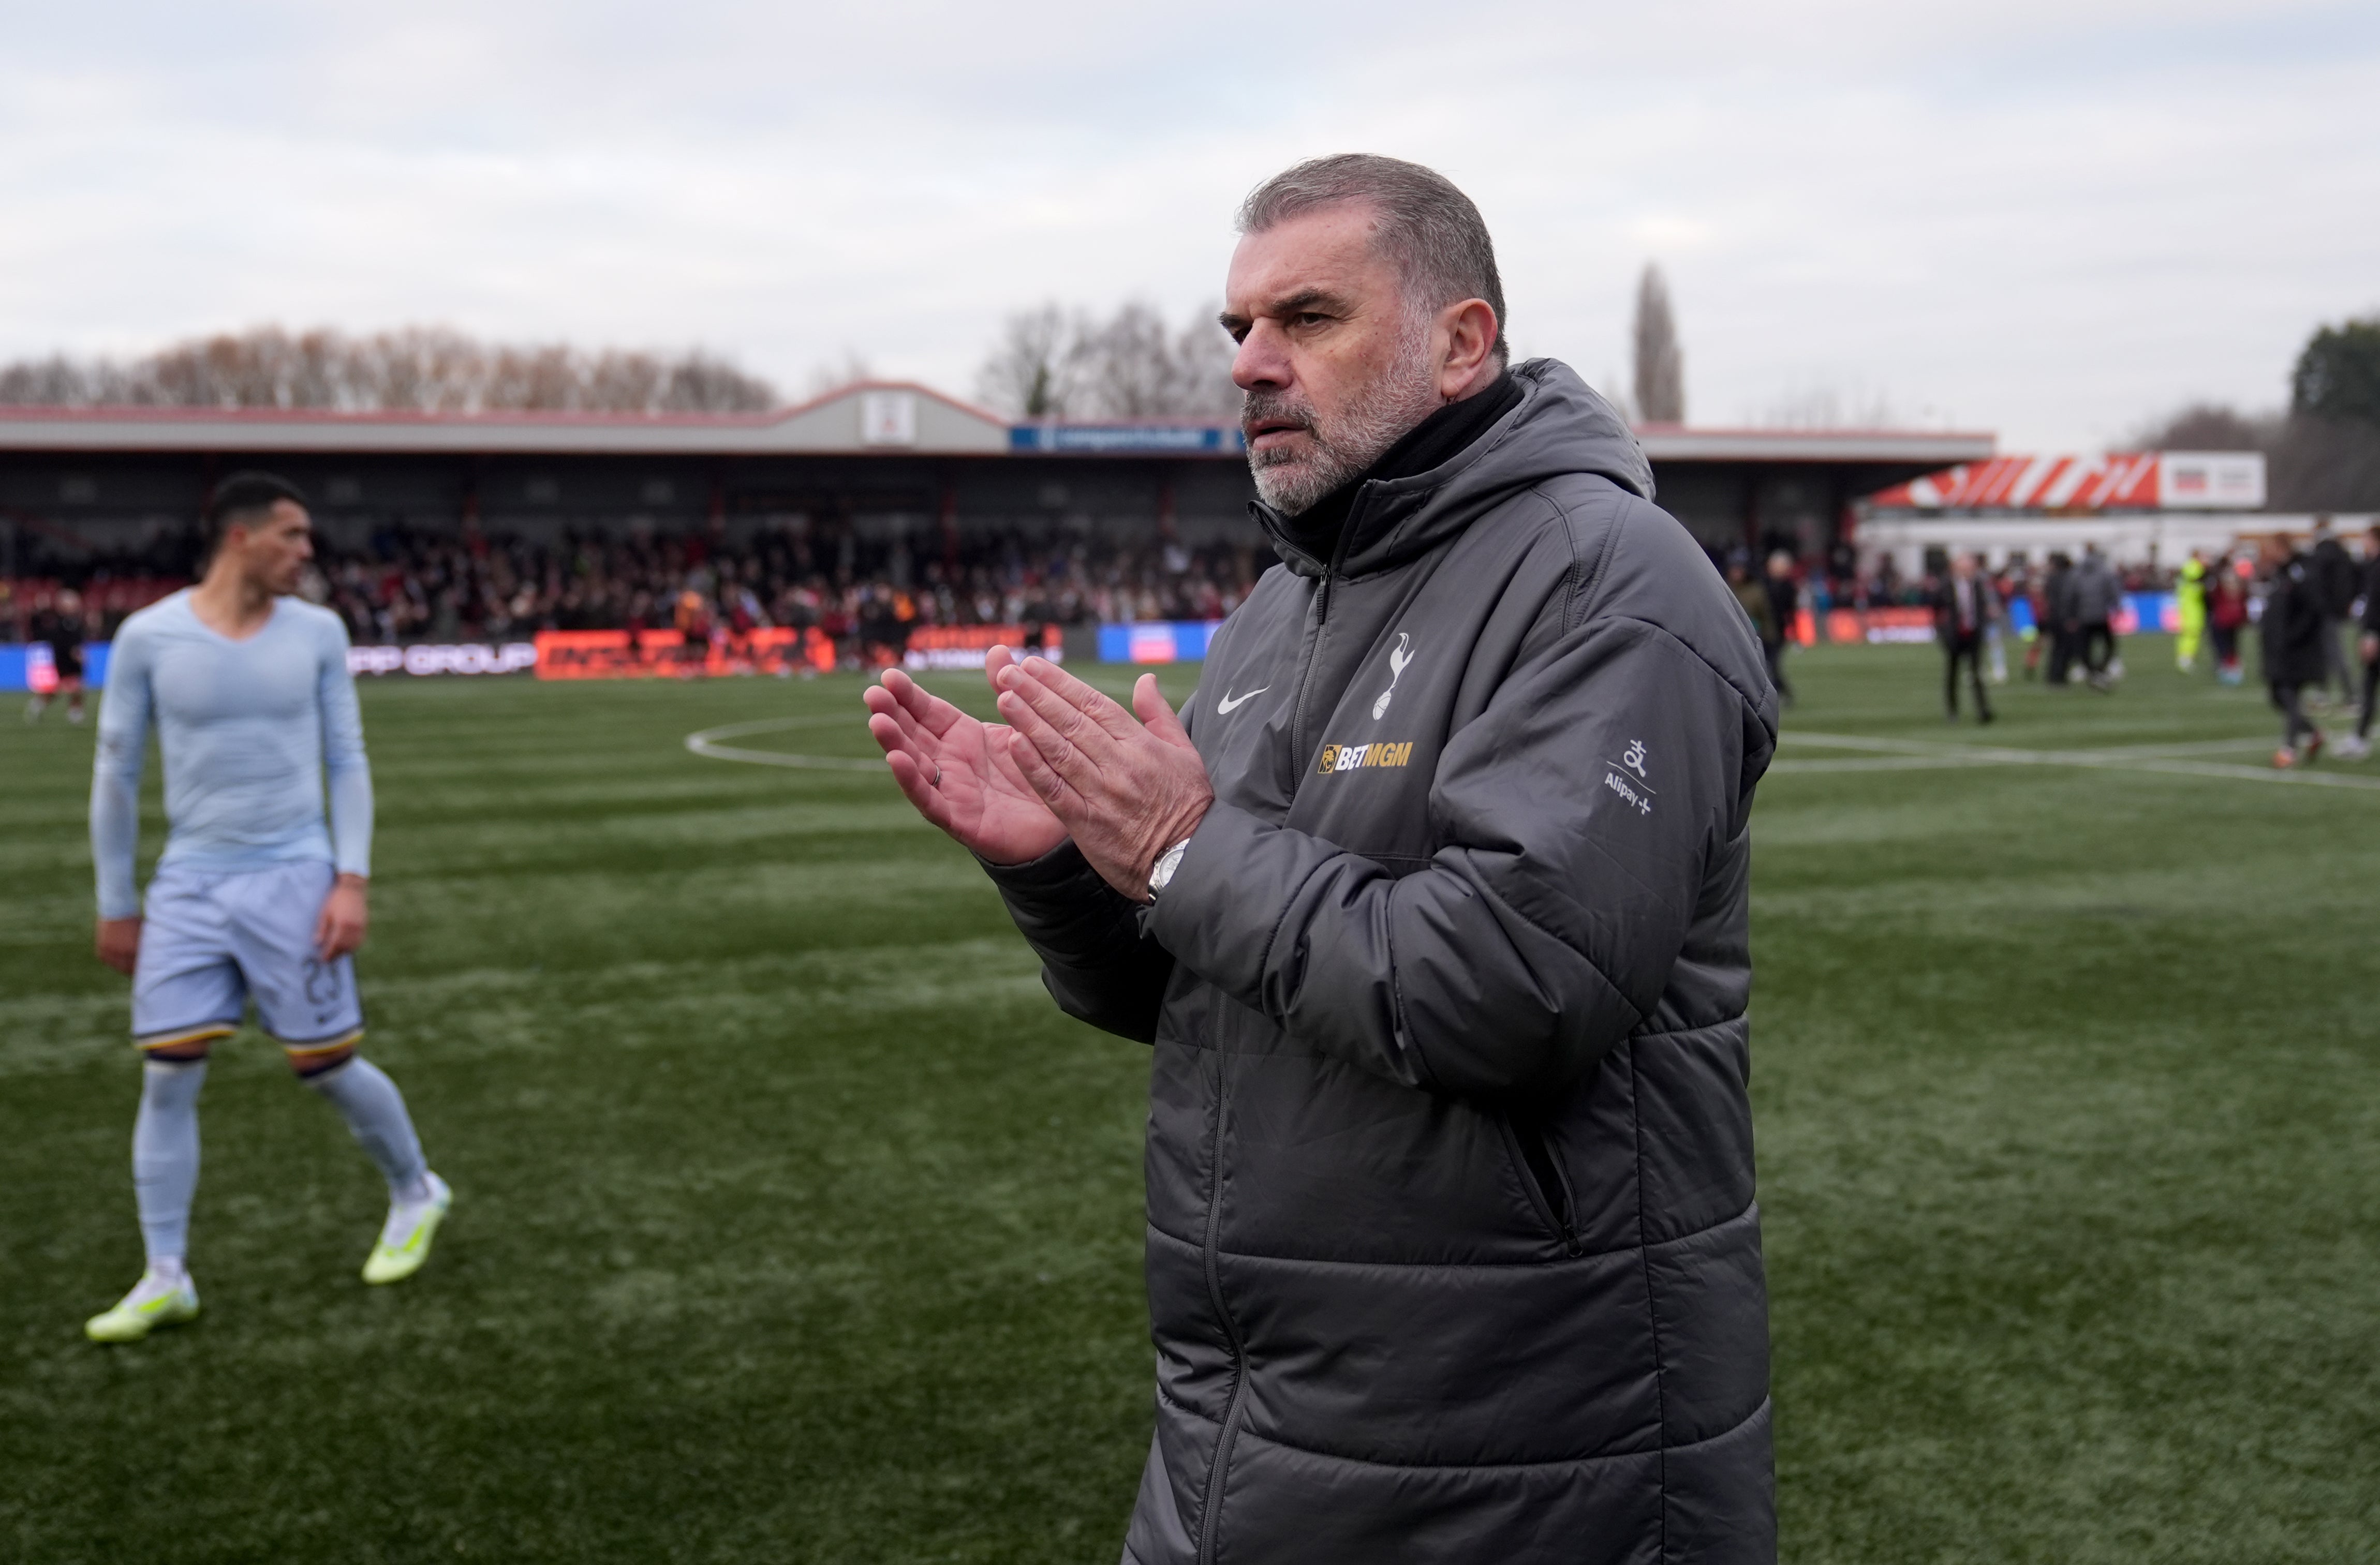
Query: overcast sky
[{"left": 2, "top": 1, "right": 2373, "bottom": 451}]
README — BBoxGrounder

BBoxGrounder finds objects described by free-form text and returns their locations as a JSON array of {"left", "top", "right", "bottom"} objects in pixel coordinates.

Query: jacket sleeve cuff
[
  {"left": 1142, "top": 800, "right": 1342, "bottom": 1002},
  {"left": 979, "top": 837, "right": 1103, "bottom": 905}
]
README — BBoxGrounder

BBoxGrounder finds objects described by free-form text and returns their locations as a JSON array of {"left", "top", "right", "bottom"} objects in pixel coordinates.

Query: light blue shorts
[{"left": 131, "top": 859, "right": 364, "bottom": 1057}]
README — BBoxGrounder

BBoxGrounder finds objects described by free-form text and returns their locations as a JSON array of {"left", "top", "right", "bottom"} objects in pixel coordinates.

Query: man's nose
[{"left": 1232, "top": 322, "right": 1293, "bottom": 394}]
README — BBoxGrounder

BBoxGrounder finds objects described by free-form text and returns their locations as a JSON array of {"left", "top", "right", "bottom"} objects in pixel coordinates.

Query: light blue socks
[
  {"left": 307, "top": 1056, "right": 431, "bottom": 1203},
  {"left": 133, "top": 1058, "right": 207, "bottom": 1271}
]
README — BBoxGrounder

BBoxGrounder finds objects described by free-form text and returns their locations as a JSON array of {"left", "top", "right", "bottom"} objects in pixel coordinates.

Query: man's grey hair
[{"left": 1237, "top": 154, "right": 1508, "bottom": 365}]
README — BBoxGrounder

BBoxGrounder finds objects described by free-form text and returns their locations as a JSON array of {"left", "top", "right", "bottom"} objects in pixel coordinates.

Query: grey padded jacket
[{"left": 989, "top": 359, "right": 1779, "bottom": 1564}]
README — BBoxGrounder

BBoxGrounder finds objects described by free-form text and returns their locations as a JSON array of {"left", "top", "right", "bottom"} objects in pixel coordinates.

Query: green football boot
[
  {"left": 85, "top": 1270, "right": 201, "bottom": 1343},
  {"left": 362, "top": 1172, "right": 452, "bottom": 1285}
]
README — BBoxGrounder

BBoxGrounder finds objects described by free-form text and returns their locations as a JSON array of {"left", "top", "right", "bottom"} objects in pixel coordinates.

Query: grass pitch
[{"left": 3, "top": 639, "right": 2375, "bottom": 1562}]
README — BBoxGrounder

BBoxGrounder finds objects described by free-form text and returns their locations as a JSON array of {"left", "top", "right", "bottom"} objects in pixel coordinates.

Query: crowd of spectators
[
  {"left": 309, "top": 520, "right": 1263, "bottom": 658},
  {"left": 5, "top": 517, "right": 1269, "bottom": 662},
  {"left": 4, "top": 519, "right": 2295, "bottom": 669}
]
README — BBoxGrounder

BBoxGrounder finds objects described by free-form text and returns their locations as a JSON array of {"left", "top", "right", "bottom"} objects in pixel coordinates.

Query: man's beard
[{"left": 1243, "top": 320, "right": 1442, "bottom": 516}]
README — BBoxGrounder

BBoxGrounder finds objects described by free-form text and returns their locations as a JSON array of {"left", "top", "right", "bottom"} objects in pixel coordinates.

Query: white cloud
[{"left": 0, "top": 0, "right": 2373, "bottom": 448}]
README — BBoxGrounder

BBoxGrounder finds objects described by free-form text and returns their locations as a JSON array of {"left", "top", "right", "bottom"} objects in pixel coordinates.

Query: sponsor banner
[
  {"left": 0, "top": 642, "right": 111, "bottom": 692},
  {"left": 349, "top": 642, "right": 539, "bottom": 677},
  {"left": 1821, "top": 607, "right": 1937, "bottom": 644},
  {"left": 2115, "top": 592, "right": 2179, "bottom": 635},
  {"left": 534, "top": 626, "right": 833, "bottom": 680},
  {"left": 2159, "top": 453, "right": 2265, "bottom": 510},
  {"left": 902, "top": 623, "right": 1067, "bottom": 671},
  {"left": 1098, "top": 620, "right": 1223, "bottom": 663}
]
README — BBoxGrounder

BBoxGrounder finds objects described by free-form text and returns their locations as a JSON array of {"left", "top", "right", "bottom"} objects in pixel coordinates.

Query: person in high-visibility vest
[{"left": 2175, "top": 552, "right": 2209, "bottom": 672}]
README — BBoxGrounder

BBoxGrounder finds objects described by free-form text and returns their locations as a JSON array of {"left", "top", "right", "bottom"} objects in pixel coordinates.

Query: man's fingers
[
  {"left": 998, "top": 687, "right": 1097, "bottom": 792},
  {"left": 1021, "top": 657, "right": 1140, "bottom": 741},
  {"left": 1000, "top": 662, "right": 1119, "bottom": 761},
  {"left": 1133, "top": 675, "right": 1196, "bottom": 751},
  {"left": 866, "top": 709, "right": 937, "bottom": 772},
  {"left": 1002, "top": 718, "right": 1077, "bottom": 810},
  {"left": 885, "top": 748, "right": 960, "bottom": 832},
  {"left": 879, "top": 668, "right": 966, "bottom": 738}
]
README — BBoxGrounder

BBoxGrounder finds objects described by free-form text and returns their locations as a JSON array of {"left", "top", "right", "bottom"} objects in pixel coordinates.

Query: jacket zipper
[
  {"left": 1198, "top": 525, "right": 1351, "bottom": 1561},
  {"left": 1195, "top": 1051, "right": 1248, "bottom": 1565},
  {"left": 1287, "top": 515, "right": 1356, "bottom": 778}
]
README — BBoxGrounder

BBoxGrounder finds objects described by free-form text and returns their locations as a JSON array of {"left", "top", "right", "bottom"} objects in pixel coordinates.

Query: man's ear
[{"left": 1437, "top": 299, "right": 1500, "bottom": 400}]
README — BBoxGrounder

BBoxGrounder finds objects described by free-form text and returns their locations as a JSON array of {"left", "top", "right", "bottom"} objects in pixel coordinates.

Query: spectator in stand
[
  {"left": 2309, "top": 516, "right": 2358, "bottom": 705},
  {"left": 24, "top": 589, "right": 93, "bottom": 725},
  {"left": 2340, "top": 524, "right": 2380, "bottom": 761},
  {"left": 1761, "top": 550, "right": 1798, "bottom": 705},
  {"left": 674, "top": 589, "right": 713, "bottom": 676},
  {"left": 2260, "top": 534, "right": 2328, "bottom": 769},
  {"left": 1933, "top": 552, "right": 1996, "bottom": 724}
]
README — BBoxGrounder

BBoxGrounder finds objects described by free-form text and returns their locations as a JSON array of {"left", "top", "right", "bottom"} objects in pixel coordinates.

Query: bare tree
[
  {"left": 0, "top": 326, "right": 779, "bottom": 412},
  {"left": 977, "top": 305, "right": 1078, "bottom": 418},
  {"left": 975, "top": 302, "right": 1238, "bottom": 420},
  {"left": 1164, "top": 308, "right": 1241, "bottom": 419},
  {"left": 2130, "top": 402, "right": 2279, "bottom": 451},
  {"left": 1078, "top": 303, "right": 1178, "bottom": 418},
  {"left": 1632, "top": 265, "right": 1686, "bottom": 425}
]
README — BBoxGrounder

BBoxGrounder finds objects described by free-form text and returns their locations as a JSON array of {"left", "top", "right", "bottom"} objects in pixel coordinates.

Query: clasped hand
[{"left": 864, "top": 647, "right": 1214, "bottom": 900}]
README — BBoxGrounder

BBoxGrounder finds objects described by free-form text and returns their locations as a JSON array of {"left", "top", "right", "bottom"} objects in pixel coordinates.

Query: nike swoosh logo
[{"left": 1216, "top": 687, "right": 1269, "bottom": 714}]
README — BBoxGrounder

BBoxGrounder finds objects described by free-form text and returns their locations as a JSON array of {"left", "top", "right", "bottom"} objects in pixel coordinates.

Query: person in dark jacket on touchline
[
  {"left": 2041, "top": 552, "right": 2075, "bottom": 684},
  {"left": 1762, "top": 550, "right": 1799, "bottom": 705},
  {"left": 1933, "top": 552, "right": 1996, "bottom": 723},
  {"left": 2338, "top": 523, "right": 2380, "bottom": 760},
  {"left": 866, "top": 154, "right": 1778, "bottom": 1564},
  {"left": 2262, "top": 534, "right": 2328, "bottom": 768},
  {"left": 2069, "top": 545, "right": 2123, "bottom": 691},
  {"left": 2309, "top": 516, "right": 2358, "bottom": 703}
]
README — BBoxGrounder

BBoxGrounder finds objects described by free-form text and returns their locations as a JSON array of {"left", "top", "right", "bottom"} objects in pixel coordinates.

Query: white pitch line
[
  {"left": 1775, "top": 730, "right": 2380, "bottom": 792},
  {"left": 685, "top": 714, "right": 889, "bottom": 772}
]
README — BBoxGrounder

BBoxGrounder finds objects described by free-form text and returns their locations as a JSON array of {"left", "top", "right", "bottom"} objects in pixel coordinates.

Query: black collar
[{"left": 1273, "top": 370, "right": 1524, "bottom": 564}]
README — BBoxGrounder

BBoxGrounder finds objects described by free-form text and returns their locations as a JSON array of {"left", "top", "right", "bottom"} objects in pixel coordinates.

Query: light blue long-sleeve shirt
[{"left": 90, "top": 590, "right": 373, "bottom": 919}]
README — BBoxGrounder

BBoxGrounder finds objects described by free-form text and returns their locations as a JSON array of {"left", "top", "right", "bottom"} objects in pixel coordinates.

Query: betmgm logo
[{"left": 1317, "top": 739, "right": 1416, "bottom": 776}]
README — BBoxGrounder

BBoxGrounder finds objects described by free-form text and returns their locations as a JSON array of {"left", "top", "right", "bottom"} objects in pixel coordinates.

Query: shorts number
[{"left": 302, "top": 958, "right": 343, "bottom": 1006}]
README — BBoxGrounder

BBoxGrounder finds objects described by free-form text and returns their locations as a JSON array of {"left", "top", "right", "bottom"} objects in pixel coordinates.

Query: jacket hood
[{"left": 1256, "top": 357, "right": 1652, "bottom": 579}]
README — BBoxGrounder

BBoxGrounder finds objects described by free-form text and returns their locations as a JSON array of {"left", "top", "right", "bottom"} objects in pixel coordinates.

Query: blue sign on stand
[
  {"left": 1010, "top": 424, "right": 1244, "bottom": 454},
  {"left": 1096, "top": 622, "right": 1223, "bottom": 663}
]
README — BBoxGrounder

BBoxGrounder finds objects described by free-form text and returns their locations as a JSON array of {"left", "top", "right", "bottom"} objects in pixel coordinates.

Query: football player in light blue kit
[{"left": 84, "top": 472, "right": 450, "bottom": 1343}]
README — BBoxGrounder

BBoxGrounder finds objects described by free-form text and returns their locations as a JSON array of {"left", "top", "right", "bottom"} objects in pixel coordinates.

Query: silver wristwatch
[{"left": 1146, "top": 838, "right": 1192, "bottom": 902}]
